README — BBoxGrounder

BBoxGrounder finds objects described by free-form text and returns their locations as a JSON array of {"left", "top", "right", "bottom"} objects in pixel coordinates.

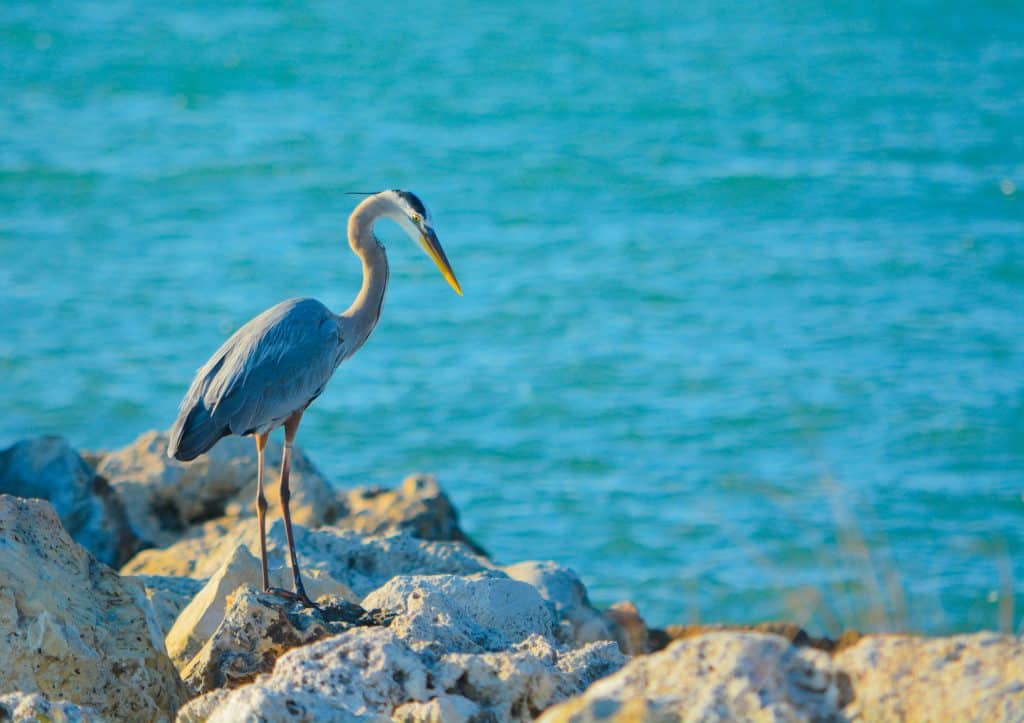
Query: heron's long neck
[{"left": 341, "top": 200, "right": 391, "bottom": 349}]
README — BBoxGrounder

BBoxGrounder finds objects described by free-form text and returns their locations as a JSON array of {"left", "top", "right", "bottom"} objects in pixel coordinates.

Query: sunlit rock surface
[
  {"left": 122, "top": 519, "right": 491, "bottom": 597},
  {"left": 181, "top": 586, "right": 387, "bottom": 696},
  {"left": 179, "top": 618, "right": 624, "bottom": 721},
  {"left": 0, "top": 495, "right": 188, "bottom": 721},
  {"left": 3, "top": 436, "right": 1023, "bottom": 723},
  {"left": 835, "top": 632, "right": 1024, "bottom": 722},
  {"left": 165, "top": 544, "right": 358, "bottom": 669},
  {"left": 94, "top": 430, "right": 340, "bottom": 549},
  {"left": 337, "top": 473, "right": 486, "bottom": 554},
  {"left": 538, "top": 632, "right": 846, "bottom": 723}
]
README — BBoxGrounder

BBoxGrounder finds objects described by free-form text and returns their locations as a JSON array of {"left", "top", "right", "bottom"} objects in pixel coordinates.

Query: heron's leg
[
  {"left": 255, "top": 432, "right": 270, "bottom": 593},
  {"left": 276, "top": 410, "right": 315, "bottom": 607}
]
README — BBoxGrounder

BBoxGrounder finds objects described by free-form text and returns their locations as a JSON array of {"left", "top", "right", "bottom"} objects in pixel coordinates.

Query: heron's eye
[{"left": 410, "top": 213, "right": 421, "bottom": 224}]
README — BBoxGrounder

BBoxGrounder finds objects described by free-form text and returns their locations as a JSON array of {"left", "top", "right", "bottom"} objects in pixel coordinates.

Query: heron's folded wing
[{"left": 200, "top": 299, "right": 343, "bottom": 436}]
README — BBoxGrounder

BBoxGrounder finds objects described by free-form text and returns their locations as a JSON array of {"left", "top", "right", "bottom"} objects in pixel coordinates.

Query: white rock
[
  {"left": 363, "top": 574, "right": 555, "bottom": 654},
  {"left": 123, "top": 521, "right": 491, "bottom": 597},
  {"left": 392, "top": 694, "right": 479, "bottom": 723},
  {"left": 503, "top": 561, "right": 615, "bottom": 647}
]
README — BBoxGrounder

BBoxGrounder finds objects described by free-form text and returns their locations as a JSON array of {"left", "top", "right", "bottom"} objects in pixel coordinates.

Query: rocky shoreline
[{"left": 1, "top": 432, "right": 1021, "bottom": 722}]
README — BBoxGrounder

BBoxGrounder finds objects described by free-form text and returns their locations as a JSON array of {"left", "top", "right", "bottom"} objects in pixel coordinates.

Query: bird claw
[{"left": 266, "top": 586, "right": 319, "bottom": 609}]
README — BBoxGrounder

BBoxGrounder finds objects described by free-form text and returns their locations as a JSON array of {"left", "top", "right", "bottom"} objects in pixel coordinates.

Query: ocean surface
[{"left": 2, "top": 1, "right": 1022, "bottom": 634}]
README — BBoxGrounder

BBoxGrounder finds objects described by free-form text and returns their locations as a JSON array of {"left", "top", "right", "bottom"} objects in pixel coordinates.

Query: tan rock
[
  {"left": 362, "top": 574, "right": 556, "bottom": 654},
  {"left": 181, "top": 586, "right": 386, "bottom": 695},
  {"left": 337, "top": 474, "right": 485, "bottom": 554},
  {"left": 835, "top": 632, "right": 1024, "bottom": 722},
  {"left": 122, "top": 520, "right": 491, "bottom": 599},
  {"left": 603, "top": 601, "right": 655, "bottom": 656},
  {"left": 165, "top": 544, "right": 357, "bottom": 668},
  {"left": 537, "top": 632, "right": 844, "bottom": 722},
  {"left": 0, "top": 495, "right": 188, "bottom": 721},
  {"left": 96, "top": 430, "right": 340, "bottom": 548},
  {"left": 179, "top": 627, "right": 624, "bottom": 723}
]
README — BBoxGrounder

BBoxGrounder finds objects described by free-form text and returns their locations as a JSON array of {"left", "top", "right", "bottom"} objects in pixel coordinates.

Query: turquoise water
[{"left": 2, "top": 1, "right": 1023, "bottom": 634}]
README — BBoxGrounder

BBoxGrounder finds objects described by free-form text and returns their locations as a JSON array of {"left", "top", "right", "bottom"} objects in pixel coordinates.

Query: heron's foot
[{"left": 266, "top": 586, "right": 319, "bottom": 609}]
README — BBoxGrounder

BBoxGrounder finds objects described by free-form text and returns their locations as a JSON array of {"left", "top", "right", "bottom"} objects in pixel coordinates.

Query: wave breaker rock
[
  {"left": 180, "top": 575, "right": 625, "bottom": 722},
  {"left": 834, "top": 632, "right": 1024, "bottom": 722},
  {"left": 181, "top": 585, "right": 389, "bottom": 696},
  {"left": 165, "top": 544, "right": 357, "bottom": 669},
  {"left": 95, "top": 430, "right": 340, "bottom": 549},
  {"left": 122, "top": 520, "right": 490, "bottom": 597},
  {"left": 0, "top": 436, "right": 140, "bottom": 567},
  {"left": 0, "top": 495, "right": 188, "bottom": 722},
  {"left": 537, "top": 632, "right": 846, "bottom": 722}
]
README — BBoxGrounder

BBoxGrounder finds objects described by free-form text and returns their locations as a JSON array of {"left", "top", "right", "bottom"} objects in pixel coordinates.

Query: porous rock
[
  {"left": 96, "top": 430, "right": 340, "bottom": 548},
  {"left": 337, "top": 473, "right": 486, "bottom": 555},
  {"left": 0, "top": 436, "right": 139, "bottom": 567},
  {"left": 165, "top": 544, "right": 357, "bottom": 668},
  {"left": 835, "top": 632, "right": 1024, "bottom": 722},
  {"left": 122, "top": 520, "right": 491, "bottom": 597},
  {"left": 602, "top": 600, "right": 669, "bottom": 656},
  {"left": 179, "top": 627, "right": 625, "bottom": 723},
  {"left": 503, "top": 560, "right": 615, "bottom": 647},
  {"left": 181, "top": 585, "right": 386, "bottom": 695},
  {"left": 537, "top": 632, "right": 845, "bottom": 722},
  {"left": 0, "top": 495, "right": 188, "bottom": 721},
  {"left": 0, "top": 692, "right": 95, "bottom": 723},
  {"left": 362, "top": 574, "right": 555, "bottom": 654},
  {"left": 392, "top": 694, "right": 480, "bottom": 723}
]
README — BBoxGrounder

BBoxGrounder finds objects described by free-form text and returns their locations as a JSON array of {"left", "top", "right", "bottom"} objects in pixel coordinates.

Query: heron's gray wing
[{"left": 199, "top": 298, "right": 344, "bottom": 436}]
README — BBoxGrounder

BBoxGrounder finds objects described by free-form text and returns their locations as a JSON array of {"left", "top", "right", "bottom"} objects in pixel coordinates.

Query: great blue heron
[{"left": 167, "top": 189, "right": 461, "bottom": 606}]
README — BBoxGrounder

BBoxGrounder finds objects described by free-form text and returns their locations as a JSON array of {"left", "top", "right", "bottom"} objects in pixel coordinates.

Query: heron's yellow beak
[{"left": 420, "top": 228, "right": 463, "bottom": 296}]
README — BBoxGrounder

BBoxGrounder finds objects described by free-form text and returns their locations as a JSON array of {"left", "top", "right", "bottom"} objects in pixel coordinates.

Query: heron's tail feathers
[{"left": 167, "top": 402, "right": 228, "bottom": 462}]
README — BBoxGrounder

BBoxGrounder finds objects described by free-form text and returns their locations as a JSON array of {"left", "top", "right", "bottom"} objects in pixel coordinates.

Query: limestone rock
[
  {"left": 122, "top": 520, "right": 491, "bottom": 597},
  {"left": 181, "top": 586, "right": 388, "bottom": 695},
  {"left": 537, "top": 632, "right": 845, "bottom": 722},
  {"left": 337, "top": 474, "right": 485, "bottom": 555},
  {"left": 602, "top": 600, "right": 669, "bottom": 656},
  {"left": 96, "top": 430, "right": 340, "bottom": 548},
  {"left": 0, "top": 436, "right": 140, "bottom": 567},
  {"left": 503, "top": 561, "right": 615, "bottom": 647},
  {"left": 179, "top": 567, "right": 623, "bottom": 721},
  {"left": 392, "top": 694, "right": 479, "bottom": 722},
  {"left": 0, "top": 495, "right": 188, "bottom": 721},
  {"left": 165, "top": 544, "right": 357, "bottom": 668},
  {"left": 0, "top": 692, "right": 95, "bottom": 722},
  {"left": 362, "top": 574, "right": 555, "bottom": 654},
  {"left": 835, "top": 632, "right": 1024, "bottom": 722},
  {"left": 179, "top": 627, "right": 624, "bottom": 723},
  {"left": 133, "top": 574, "right": 205, "bottom": 637}
]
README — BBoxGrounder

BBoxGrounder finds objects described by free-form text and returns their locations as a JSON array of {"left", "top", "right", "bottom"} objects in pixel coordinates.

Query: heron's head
[{"left": 383, "top": 189, "right": 462, "bottom": 296}]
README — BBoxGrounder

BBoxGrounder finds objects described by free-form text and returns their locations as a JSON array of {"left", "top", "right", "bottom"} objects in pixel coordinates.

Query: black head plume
[{"left": 392, "top": 189, "right": 427, "bottom": 216}]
